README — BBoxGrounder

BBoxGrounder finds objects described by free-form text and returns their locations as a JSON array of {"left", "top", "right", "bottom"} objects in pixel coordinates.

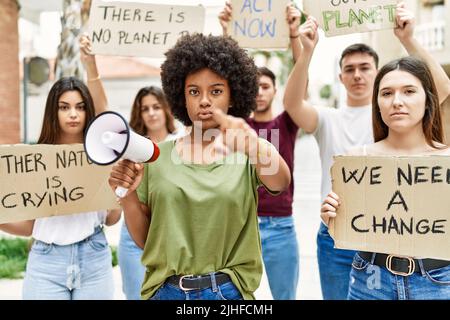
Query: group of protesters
[{"left": 0, "top": 1, "right": 449, "bottom": 300}]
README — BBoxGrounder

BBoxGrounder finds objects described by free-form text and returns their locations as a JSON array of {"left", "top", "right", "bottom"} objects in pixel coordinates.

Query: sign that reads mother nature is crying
[{"left": 0, "top": 144, "right": 118, "bottom": 224}]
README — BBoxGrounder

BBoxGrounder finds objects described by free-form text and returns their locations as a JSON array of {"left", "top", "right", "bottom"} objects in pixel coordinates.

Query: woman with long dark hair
[
  {"left": 1, "top": 77, "right": 121, "bottom": 299},
  {"left": 321, "top": 56, "right": 450, "bottom": 300}
]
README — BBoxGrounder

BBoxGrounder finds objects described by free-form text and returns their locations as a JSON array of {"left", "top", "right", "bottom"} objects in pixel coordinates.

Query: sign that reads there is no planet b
[{"left": 88, "top": 0, "right": 205, "bottom": 58}]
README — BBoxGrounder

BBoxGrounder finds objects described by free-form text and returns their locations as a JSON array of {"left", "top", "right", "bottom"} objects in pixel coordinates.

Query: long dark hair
[
  {"left": 129, "top": 86, "right": 175, "bottom": 136},
  {"left": 38, "top": 77, "right": 95, "bottom": 144},
  {"left": 372, "top": 56, "right": 444, "bottom": 147}
]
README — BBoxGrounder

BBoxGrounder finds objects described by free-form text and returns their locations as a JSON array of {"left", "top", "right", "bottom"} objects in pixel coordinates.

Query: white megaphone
[{"left": 84, "top": 111, "right": 159, "bottom": 198}]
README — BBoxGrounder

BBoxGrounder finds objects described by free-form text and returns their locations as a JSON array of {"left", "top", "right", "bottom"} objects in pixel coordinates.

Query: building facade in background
[{"left": 0, "top": 0, "right": 20, "bottom": 144}]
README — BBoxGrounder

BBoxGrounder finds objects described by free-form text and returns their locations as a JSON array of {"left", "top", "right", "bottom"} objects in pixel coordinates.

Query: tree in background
[
  {"left": 55, "top": 0, "right": 91, "bottom": 79},
  {"left": 250, "top": 6, "right": 307, "bottom": 86},
  {"left": 0, "top": 0, "right": 20, "bottom": 144},
  {"left": 251, "top": 49, "right": 295, "bottom": 86}
]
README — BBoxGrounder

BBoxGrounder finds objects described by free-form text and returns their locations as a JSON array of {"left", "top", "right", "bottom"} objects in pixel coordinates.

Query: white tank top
[{"left": 32, "top": 211, "right": 107, "bottom": 245}]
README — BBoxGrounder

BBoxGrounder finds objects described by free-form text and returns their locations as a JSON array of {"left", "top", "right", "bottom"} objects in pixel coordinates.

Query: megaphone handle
[{"left": 115, "top": 186, "right": 128, "bottom": 198}]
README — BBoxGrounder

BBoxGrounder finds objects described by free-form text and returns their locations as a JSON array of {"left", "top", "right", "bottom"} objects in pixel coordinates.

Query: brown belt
[{"left": 358, "top": 252, "right": 450, "bottom": 276}]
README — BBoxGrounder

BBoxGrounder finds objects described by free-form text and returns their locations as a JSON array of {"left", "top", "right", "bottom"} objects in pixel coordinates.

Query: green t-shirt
[{"left": 137, "top": 140, "right": 263, "bottom": 300}]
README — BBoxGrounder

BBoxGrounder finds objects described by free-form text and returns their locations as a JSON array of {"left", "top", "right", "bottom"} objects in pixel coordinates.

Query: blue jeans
[
  {"left": 23, "top": 227, "right": 114, "bottom": 300},
  {"left": 348, "top": 252, "right": 450, "bottom": 300},
  {"left": 259, "top": 216, "right": 299, "bottom": 300},
  {"left": 150, "top": 274, "right": 243, "bottom": 300},
  {"left": 118, "top": 222, "right": 145, "bottom": 300},
  {"left": 316, "top": 222, "right": 356, "bottom": 300}
]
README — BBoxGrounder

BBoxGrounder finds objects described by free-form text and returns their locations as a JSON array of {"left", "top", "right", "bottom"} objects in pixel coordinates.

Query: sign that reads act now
[
  {"left": 88, "top": 0, "right": 205, "bottom": 58},
  {"left": 330, "top": 156, "right": 450, "bottom": 260},
  {"left": 229, "top": 0, "right": 290, "bottom": 49},
  {"left": 303, "top": 0, "right": 398, "bottom": 37},
  {"left": 0, "top": 144, "right": 118, "bottom": 224}
]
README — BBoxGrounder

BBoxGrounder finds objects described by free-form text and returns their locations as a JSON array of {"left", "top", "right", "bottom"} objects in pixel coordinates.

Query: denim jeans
[
  {"left": 348, "top": 252, "right": 450, "bottom": 300},
  {"left": 118, "top": 222, "right": 146, "bottom": 300},
  {"left": 150, "top": 274, "right": 243, "bottom": 300},
  {"left": 316, "top": 222, "right": 356, "bottom": 300},
  {"left": 259, "top": 216, "right": 299, "bottom": 300},
  {"left": 22, "top": 227, "right": 114, "bottom": 300}
]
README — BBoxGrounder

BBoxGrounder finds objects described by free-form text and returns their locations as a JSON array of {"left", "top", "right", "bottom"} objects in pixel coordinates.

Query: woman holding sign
[
  {"left": 109, "top": 33, "right": 291, "bottom": 300},
  {"left": 9, "top": 77, "right": 121, "bottom": 300},
  {"left": 321, "top": 54, "right": 450, "bottom": 299}
]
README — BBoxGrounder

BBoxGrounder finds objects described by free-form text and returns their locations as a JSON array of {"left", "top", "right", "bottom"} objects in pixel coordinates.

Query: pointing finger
[{"left": 211, "top": 108, "right": 230, "bottom": 129}]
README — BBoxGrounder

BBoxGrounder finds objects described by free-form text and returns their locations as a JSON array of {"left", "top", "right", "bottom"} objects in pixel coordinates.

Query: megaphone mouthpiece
[{"left": 101, "top": 131, "right": 127, "bottom": 153}]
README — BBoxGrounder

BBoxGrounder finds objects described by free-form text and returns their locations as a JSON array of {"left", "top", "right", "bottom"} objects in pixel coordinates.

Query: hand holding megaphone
[
  {"left": 84, "top": 111, "right": 159, "bottom": 198},
  {"left": 109, "top": 159, "right": 144, "bottom": 199}
]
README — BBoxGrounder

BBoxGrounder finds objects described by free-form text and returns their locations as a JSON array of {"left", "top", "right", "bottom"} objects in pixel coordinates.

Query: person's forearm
[
  {"left": 284, "top": 47, "right": 313, "bottom": 111},
  {"left": 401, "top": 37, "right": 450, "bottom": 105},
  {"left": 251, "top": 141, "right": 291, "bottom": 192},
  {"left": 105, "top": 209, "right": 121, "bottom": 226},
  {"left": 121, "top": 191, "right": 151, "bottom": 249},
  {"left": 290, "top": 36, "right": 302, "bottom": 63},
  {"left": 0, "top": 220, "right": 34, "bottom": 237},
  {"left": 85, "top": 59, "right": 109, "bottom": 114}
]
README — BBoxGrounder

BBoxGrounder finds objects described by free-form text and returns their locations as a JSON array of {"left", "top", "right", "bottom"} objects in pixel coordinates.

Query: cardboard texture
[
  {"left": 303, "top": 0, "right": 399, "bottom": 37},
  {"left": 330, "top": 155, "right": 450, "bottom": 260},
  {"left": 0, "top": 144, "right": 119, "bottom": 224},
  {"left": 88, "top": 0, "right": 205, "bottom": 58},
  {"left": 228, "top": 0, "right": 290, "bottom": 49}
]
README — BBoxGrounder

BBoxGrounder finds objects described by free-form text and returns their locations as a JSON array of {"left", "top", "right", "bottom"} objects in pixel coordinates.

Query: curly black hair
[{"left": 161, "top": 33, "right": 258, "bottom": 126}]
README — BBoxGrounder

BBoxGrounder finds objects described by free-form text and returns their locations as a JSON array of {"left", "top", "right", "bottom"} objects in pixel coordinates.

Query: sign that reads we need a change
[
  {"left": 88, "top": 0, "right": 205, "bottom": 58},
  {"left": 330, "top": 156, "right": 450, "bottom": 260},
  {"left": 303, "top": 0, "right": 398, "bottom": 37}
]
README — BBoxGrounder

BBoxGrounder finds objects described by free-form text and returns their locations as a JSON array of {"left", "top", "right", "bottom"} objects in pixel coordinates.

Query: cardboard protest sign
[
  {"left": 0, "top": 144, "right": 119, "bottom": 224},
  {"left": 228, "top": 0, "right": 290, "bottom": 49},
  {"left": 330, "top": 156, "right": 450, "bottom": 260},
  {"left": 88, "top": 0, "right": 205, "bottom": 58},
  {"left": 303, "top": 0, "right": 399, "bottom": 37}
]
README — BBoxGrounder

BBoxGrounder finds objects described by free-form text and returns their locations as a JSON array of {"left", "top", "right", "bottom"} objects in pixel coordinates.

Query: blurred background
[
  {"left": 0, "top": 0, "right": 449, "bottom": 300},
  {"left": 1, "top": 0, "right": 449, "bottom": 145}
]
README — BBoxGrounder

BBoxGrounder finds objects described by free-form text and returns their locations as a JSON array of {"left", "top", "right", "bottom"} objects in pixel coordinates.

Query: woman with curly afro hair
[{"left": 109, "top": 33, "right": 291, "bottom": 300}]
